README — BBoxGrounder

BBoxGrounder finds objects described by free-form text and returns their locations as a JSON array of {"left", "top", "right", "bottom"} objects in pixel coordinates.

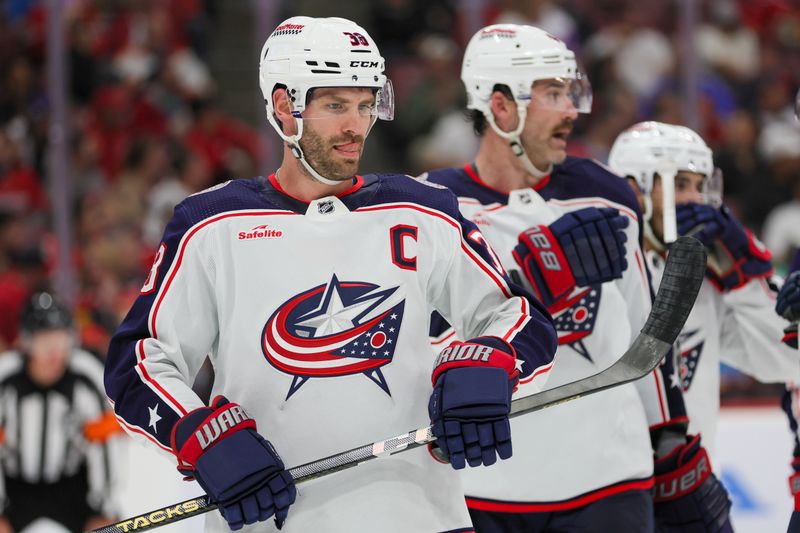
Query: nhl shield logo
[
  {"left": 317, "top": 200, "right": 335, "bottom": 214},
  {"left": 262, "top": 274, "right": 405, "bottom": 399}
]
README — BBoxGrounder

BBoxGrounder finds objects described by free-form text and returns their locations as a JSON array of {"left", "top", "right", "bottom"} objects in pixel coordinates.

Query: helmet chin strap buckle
[
  {"left": 510, "top": 141, "right": 525, "bottom": 157},
  {"left": 290, "top": 144, "right": 303, "bottom": 160}
]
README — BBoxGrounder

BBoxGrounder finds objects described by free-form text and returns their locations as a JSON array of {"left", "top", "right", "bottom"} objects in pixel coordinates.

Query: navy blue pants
[{"left": 468, "top": 489, "right": 654, "bottom": 533}]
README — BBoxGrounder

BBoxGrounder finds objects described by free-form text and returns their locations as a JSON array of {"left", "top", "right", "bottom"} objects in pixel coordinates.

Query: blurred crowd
[
  {"left": 2, "top": 0, "right": 800, "bottom": 385},
  {"left": 0, "top": 0, "right": 261, "bottom": 357}
]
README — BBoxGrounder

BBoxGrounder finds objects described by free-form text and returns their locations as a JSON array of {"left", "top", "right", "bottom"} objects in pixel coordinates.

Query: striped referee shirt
[{"left": 0, "top": 349, "right": 120, "bottom": 516}]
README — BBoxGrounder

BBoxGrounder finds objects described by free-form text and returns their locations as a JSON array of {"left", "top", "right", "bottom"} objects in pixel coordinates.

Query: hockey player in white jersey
[
  {"left": 104, "top": 16, "right": 557, "bottom": 533},
  {"left": 423, "top": 24, "right": 729, "bottom": 533},
  {"left": 610, "top": 121, "right": 800, "bottom": 531},
  {"left": 609, "top": 121, "right": 799, "bottom": 449}
]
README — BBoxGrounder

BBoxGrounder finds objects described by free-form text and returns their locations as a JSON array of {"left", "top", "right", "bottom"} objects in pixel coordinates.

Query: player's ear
[
  {"left": 272, "top": 88, "right": 298, "bottom": 136},
  {"left": 489, "top": 90, "right": 517, "bottom": 133}
]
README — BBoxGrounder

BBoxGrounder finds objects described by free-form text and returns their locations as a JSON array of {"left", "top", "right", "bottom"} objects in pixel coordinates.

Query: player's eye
[
  {"left": 326, "top": 102, "right": 345, "bottom": 112},
  {"left": 358, "top": 103, "right": 376, "bottom": 115}
]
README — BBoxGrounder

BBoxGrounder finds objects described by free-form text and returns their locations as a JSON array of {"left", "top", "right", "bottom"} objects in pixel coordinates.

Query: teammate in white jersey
[
  {"left": 424, "top": 24, "right": 729, "bottom": 533},
  {"left": 610, "top": 121, "right": 800, "bottom": 532},
  {"left": 609, "top": 121, "right": 799, "bottom": 452},
  {"left": 104, "top": 16, "right": 556, "bottom": 533}
]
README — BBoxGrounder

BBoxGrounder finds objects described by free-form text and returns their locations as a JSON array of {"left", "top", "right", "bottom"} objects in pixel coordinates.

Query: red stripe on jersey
[
  {"left": 268, "top": 174, "right": 365, "bottom": 201},
  {"left": 431, "top": 329, "right": 457, "bottom": 347},
  {"left": 136, "top": 340, "right": 188, "bottom": 415},
  {"left": 465, "top": 477, "right": 654, "bottom": 513},
  {"left": 115, "top": 413, "right": 174, "bottom": 454},
  {"left": 652, "top": 368, "right": 668, "bottom": 423},
  {"left": 519, "top": 358, "right": 554, "bottom": 384},
  {"left": 462, "top": 163, "right": 551, "bottom": 193}
]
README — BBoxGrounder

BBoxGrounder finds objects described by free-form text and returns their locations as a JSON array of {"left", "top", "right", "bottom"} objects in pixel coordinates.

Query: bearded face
[{"left": 299, "top": 123, "right": 366, "bottom": 182}]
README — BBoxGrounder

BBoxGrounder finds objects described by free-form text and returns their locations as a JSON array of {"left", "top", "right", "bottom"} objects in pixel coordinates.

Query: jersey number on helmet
[{"left": 343, "top": 32, "right": 369, "bottom": 46}]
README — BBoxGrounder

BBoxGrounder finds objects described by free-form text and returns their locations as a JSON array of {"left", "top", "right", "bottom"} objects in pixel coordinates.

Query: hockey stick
[{"left": 89, "top": 236, "right": 706, "bottom": 533}]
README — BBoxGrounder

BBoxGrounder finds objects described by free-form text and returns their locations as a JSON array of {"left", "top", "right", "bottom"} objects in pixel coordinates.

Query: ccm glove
[
  {"left": 676, "top": 203, "right": 772, "bottom": 291},
  {"left": 653, "top": 434, "right": 732, "bottom": 533},
  {"left": 429, "top": 337, "right": 519, "bottom": 470},
  {"left": 513, "top": 207, "right": 628, "bottom": 308},
  {"left": 171, "top": 396, "right": 296, "bottom": 530}
]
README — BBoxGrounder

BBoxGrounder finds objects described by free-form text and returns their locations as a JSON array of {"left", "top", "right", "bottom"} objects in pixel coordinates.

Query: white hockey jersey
[
  {"left": 646, "top": 249, "right": 800, "bottom": 453},
  {"left": 426, "top": 159, "right": 683, "bottom": 509},
  {"left": 104, "top": 173, "right": 556, "bottom": 533}
]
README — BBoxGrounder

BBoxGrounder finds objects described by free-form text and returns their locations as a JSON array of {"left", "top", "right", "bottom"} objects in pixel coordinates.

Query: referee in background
[{"left": 0, "top": 293, "right": 120, "bottom": 532}]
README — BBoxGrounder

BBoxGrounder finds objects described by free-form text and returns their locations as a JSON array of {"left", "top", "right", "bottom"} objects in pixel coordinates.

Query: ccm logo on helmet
[{"left": 350, "top": 60, "right": 379, "bottom": 68}]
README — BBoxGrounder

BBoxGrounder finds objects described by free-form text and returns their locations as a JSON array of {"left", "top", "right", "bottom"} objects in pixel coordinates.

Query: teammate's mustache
[{"left": 552, "top": 119, "right": 573, "bottom": 137}]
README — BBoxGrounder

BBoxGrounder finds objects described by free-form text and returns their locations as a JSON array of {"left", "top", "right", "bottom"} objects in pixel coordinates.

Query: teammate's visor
[
  {"left": 701, "top": 168, "right": 723, "bottom": 208},
  {"left": 523, "top": 73, "right": 592, "bottom": 114}
]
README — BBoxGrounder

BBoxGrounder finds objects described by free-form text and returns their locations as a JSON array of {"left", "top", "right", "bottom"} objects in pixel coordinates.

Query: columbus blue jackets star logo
[
  {"left": 677, "top": 329, "right": 704, "bottom": 391},
  {"left": 262, "top": 275, "right": 405, "bottom": 400},
  {"left": 549, "top": 285, "right": 602, "bottom": 362}
]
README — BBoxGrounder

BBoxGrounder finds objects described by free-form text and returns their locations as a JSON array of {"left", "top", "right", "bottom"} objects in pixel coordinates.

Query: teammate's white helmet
[
  {"left": 462, "top": 24, "right": 591, "bottom": 116},
  {"left": 608, "top": 121, "right": 713, "bottom": 195}
]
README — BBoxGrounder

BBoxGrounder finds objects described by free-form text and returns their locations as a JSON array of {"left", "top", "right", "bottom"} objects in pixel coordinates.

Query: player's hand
[
  {"left": 428, "top": 337, "right": 519, "bottom": 470},
  {"left": 0, "top": 517, "right": 13, "bottom": 533},
  {"left": 171, "top": 396, "right": 296, "bottom": 530},
  {"left": 777, "top": 271, "right": 800, "bottom": 322},
  {"left": 653, "top": 434, "right": 732, "bottom": 532},
  {"left": 676, "top": 203, "right": 772, "bottom": 290},
  {"left": 513, "top": 207, "right": 628, "bottom": 307}
]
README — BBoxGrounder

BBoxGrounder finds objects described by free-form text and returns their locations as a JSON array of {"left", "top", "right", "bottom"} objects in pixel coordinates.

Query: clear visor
[
  {"left": 293, "top": 79, "right": 395, "bottom": 122},
  {"left": 523, "top": 73, "right": 593, "bottom": 114},
  {"left": 700, "top": 167, "right": 724, "bottom": 208}
]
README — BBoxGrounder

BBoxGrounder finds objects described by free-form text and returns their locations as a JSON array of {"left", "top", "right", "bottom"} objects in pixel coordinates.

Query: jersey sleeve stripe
[
  {"left": 651, "top": 369, "right": 668, "bottom": 424},
  {"left": 135, "top": 340, "right": 188, "bottom": 416},
  {"left": 114, "top": 412, "right": 173, "bottom": 453}
]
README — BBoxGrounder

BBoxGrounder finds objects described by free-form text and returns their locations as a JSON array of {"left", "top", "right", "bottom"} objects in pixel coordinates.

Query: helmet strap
[
  {"left": 642, "top": 195, "right": 668, "bottom": 252},
  {"left": 266, "top": 103, "right": 343, "bottom": 187},
  {"left": 485, "top": 104, "right": 551, "bottom": 178}
]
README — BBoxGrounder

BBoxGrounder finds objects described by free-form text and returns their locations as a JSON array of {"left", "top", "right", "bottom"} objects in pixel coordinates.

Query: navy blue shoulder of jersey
[
  {"left": 175, "top": 177, "right": 292, "bottom": 220},
  {"left": 424, "top": 167, "right": 508, "bottom": 206},
  {"left": 354, "top": 172, "right": 464, "bottom": 220},
  {"left": 544, "top": 157, "right": 641, "bottom": 216}
]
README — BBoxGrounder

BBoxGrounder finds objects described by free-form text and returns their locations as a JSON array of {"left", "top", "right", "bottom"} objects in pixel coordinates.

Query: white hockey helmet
[
  {"left": 258, "top": 17, "right": 394, "bottom": 184},
  {"left": 461, "top": 24, "right": 591, "bottom": 177},
  {"left": 608, "top": 121, "right": 713, "bottom": 195},
  {"left": 462, "top": 24, "right": 591, "bottom": 116}
]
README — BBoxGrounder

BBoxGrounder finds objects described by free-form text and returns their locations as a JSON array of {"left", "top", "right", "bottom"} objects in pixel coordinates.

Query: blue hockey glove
[
  {"left": 653, "top": 434, "right": 732, "bottom": 533},
  {"left": 171, "top": 396, "right": 296, "bottom": 530},
  {"left": 777, "top": 271, "right": 800, "bottom": 323},
  {"left": 513, "top": 207, "right": 628, "bottom": 308},
  {"left": 777, "top": 271, "right": 800, "bottom": 348},
  {"left": 676, "top": 203, "right": 772, "bottom": 291},
  {"left": 428, "top": 337, "right": 519, "bottom": 470}
]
